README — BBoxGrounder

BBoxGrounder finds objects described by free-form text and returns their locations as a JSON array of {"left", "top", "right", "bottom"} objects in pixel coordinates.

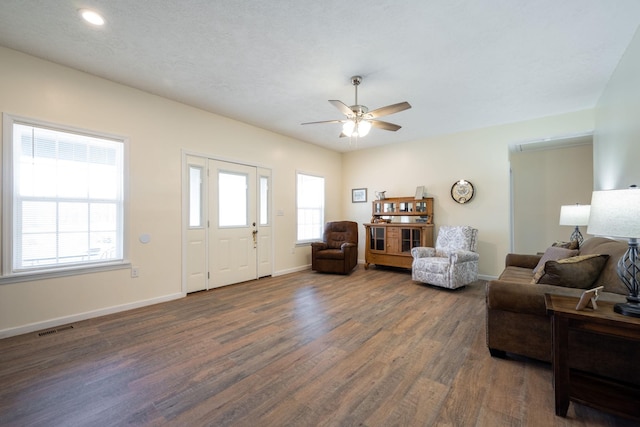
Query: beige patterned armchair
[{"left": 411, "top": 225, "right": 479, "bottom": 289}]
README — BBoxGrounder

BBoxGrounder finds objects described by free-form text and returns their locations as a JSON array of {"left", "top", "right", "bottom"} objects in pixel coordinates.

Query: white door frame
[{"left": 181, "top": 150, "right": 273, "bottom": 294}]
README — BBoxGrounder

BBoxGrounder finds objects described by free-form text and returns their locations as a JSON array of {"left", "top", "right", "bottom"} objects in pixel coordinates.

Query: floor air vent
[{"left": 38, "top": 325, "right": 74, "bottom": 337}]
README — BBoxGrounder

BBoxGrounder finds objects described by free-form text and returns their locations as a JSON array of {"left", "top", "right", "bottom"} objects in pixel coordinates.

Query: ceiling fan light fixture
[
  {"left": 302, "top": 75, "right": 411, "bottom": 140},
  {"left": 342, "top": 120, "right": 355, "bottom": 136},
  {"left": 358, "top": 120, "right": 371, "bottom": 137},
  {"left": 342, "top": 120, "right": 371, "bottom": 137}
]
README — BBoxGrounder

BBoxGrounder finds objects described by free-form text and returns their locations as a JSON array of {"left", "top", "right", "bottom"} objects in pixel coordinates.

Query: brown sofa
[
  {"left": 486, "top": 237, "right": 640, "bottom": 385},
  {"left": 311, "top": 221, "right": 358, "bottom": 274}
]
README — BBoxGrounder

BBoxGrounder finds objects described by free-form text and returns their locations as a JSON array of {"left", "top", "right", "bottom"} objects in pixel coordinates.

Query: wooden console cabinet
[{"left": 364, "top": 197, "right": 434, "bottom": 269}]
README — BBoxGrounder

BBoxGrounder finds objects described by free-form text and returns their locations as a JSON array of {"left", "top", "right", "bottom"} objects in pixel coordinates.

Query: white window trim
[
  {"left": 188, "top": 164, "right": 205, "bottom": 229},
  {"left": 259, "top": 174, "right": 271, "bottom": 227},
  {"left": 295, "top": 170, "right": 325, "bottom": 245},
  {"left": 1, "top": 113, "right": 130, "bottom": 284}
]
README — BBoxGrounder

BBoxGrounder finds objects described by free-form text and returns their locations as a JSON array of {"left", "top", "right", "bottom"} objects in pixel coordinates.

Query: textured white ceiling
[{"left": 0, "top": 1, "right": 639, "bottom": 152}]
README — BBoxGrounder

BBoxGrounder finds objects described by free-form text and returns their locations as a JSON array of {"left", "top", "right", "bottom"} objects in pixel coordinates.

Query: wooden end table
[{"left": 545, "top": 293, "right": 640, "bottom": 420}]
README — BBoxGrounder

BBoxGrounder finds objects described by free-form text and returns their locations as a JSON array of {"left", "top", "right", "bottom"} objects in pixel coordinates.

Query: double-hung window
[
  {"left": 296, "top": 172, "right": 324, "bottom": 243},
  {"left": 2, "top": 114, "right": 127, "bottom": 279}
]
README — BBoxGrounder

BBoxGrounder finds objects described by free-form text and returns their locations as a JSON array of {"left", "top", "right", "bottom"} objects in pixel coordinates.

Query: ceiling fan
[{"left": 301, "top": 75, "right": 411, "bottom": 138}]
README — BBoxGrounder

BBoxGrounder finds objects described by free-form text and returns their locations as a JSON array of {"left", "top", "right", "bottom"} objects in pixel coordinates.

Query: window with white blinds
[
  {"left": 3, "top": 115, "right": 126, "bottom": 276},
  {"left": 296, "top": 172, "right": 324, "bottom": 243}
]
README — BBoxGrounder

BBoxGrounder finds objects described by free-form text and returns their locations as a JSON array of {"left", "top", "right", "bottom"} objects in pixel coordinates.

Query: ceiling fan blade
[
  {"left": 367, "top": 102, "right": 411, "bottom": 119},
  {"left": 301, "top": 119, "right": 345, "bottom": 125},
  {"left": 370, "top": 120, "right": 401, "bottom": 131},
  {"left": 329, "top": 100, "right": 354, "bottom": 117}
]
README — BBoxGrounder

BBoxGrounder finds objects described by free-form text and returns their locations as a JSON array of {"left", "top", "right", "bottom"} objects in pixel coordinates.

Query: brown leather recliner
[{"left": 311, "top": 221, "right": 358, "bottom": 274}]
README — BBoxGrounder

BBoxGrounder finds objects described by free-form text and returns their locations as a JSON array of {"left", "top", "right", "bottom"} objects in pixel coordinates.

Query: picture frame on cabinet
[
  {"left": 575, "top": 286, "right": 604, "bottom": 310},
  {"left": 352, "top": 188, "right": 367, "bottom": 203}
]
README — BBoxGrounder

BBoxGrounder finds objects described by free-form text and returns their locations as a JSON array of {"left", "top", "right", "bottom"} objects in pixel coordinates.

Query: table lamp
[
  {"left": 587, "top": 187, "right": 640, "bottom": 317},
  {"left": 559, "top": 204, "right": 590, "bottom": 247}
]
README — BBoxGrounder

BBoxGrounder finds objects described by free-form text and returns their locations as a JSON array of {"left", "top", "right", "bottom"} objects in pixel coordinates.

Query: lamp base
[
  {"left": 613, "top": 302, "right": 640, "bottom": 318},
  {"left": 570, "top": 226, "right": 584, "bottom": 247}
]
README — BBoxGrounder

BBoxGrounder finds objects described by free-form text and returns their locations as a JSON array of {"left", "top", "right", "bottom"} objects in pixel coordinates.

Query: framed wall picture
[{"left": 352, "top": 188, "right": 367, "bottom": 203}]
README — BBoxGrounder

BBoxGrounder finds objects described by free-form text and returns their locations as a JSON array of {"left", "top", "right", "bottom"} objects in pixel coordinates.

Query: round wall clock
[{"left": 451, "top": 180, "right": 475, "bottom": 204}]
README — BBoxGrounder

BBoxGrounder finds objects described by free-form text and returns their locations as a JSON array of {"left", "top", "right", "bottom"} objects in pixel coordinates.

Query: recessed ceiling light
[{"left": 79, "top": 9, "right": 105, "bottom": 26}]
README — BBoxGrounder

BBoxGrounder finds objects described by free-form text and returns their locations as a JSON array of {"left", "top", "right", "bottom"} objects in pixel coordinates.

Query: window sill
[{"left": 0, "top": 261, "right": 131, "bottom": 285}]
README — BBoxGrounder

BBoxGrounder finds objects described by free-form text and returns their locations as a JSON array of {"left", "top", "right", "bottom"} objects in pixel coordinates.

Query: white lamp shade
[
  {"left": 587, "top": 188, "right": 640, "bottom": 238},
  {"left": 559, "top": 204, "right": 590, "bottom": 226}
]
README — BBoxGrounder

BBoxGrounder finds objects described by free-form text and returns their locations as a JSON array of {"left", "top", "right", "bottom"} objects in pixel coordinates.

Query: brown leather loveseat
[{"left": 311, "top": 221, "right": 358, "bottom": 274}]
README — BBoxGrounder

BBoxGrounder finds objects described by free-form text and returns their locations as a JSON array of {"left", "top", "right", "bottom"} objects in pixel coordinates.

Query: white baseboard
[
  {"left": 273, "top": 264, "right": 311, "bottom": 276},
  {"left": 0, "top": 292, "right": 185, "bottom": 339},
  {"left": 478, "top": 274, "right": 498, "bottom": 281}
]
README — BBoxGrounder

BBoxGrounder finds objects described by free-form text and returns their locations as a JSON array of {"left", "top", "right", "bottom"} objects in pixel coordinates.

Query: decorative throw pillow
[
  {"left": 532, "top": 246, "right": 579, "bottom": 274},
  {"left": 537, "top": 254, "right": 610, "bottom": 288},
  {"left": 552, "top": 240, "right": 579, "bottom": 250},
  {"left": 531, "top": 267, "right": 545, "bottom": 284}
]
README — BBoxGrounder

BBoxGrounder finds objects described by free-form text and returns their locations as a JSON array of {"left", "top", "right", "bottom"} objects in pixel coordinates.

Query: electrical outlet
[{"left": 131, "top": 266, "right": 139, "bottom": 278}]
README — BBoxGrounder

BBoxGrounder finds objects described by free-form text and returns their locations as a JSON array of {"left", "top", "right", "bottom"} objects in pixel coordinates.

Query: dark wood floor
[{"left": 0, "top": 267, "right": 635, "bottom": 426}]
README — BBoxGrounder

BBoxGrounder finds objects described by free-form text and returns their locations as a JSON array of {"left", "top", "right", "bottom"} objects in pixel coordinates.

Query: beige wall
[
  {"left": 6, "top": 26, "right": 637, "bottom": 336},
  {"left": 511, "top": 143, "right": 593, "bottom": 254},
  {"left": 0, "top": 47, "right": 342, "bottom": 336},
  {"left": 594, "top": 26, "right": 640, "bottom": 190},
  {"left": 342, "top": 110, "right": 595, "bottom": 278}
]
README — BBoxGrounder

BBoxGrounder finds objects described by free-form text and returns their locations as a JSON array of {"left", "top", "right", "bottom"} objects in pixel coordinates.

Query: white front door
[{"left": 209, "top": 160, "right": 257, "bottom": 287}]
